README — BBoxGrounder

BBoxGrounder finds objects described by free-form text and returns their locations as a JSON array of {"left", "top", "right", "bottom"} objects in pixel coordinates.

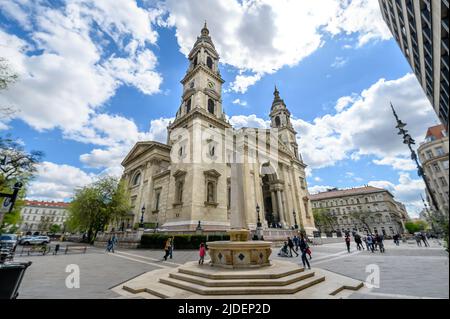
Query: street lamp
[
  {"left": 139, "top": 205, "right": 145, "bottom": 229},
  {"left": 256, "top": 204, "right": 262, "bottom": 227},
  {"left": 390, "top": 103, "right": 440, "bottom": 213},
  {"left": 293, "top": 210, "right": 299, "bottom": 229}
]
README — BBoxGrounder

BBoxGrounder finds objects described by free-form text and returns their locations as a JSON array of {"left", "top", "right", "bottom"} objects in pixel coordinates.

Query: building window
[
  {"left": 439, "top": 177, "right": 448, "bottom": 187},
  {"left": 443, "top": 160, "right": 449, "bottom": 170},
  {"left": 426, "top": 150, "right": 433, "bottom": 159},
  {"left": 132, "top": 172, "right": 141, "bottom": 186},
  {"left": 176, "top": 181, "right": 184, "bottom": 204},
  {"left": 154, "top": 189, "right": 161, "bottom": 211},
  {"left": 435, "top": 147, "right": 445, "bottom": 156},
  {"left": 193, "top": 54, "right": 198, "bottom": 67},
  {"left": 299, "top": 177, "right": 306, "bottom": 189},
  {"left": 432, "top": 163, "right": 441, "bottom": 173},
  {"left": 208, "top": 98, "right": 215, "bottom": 114},
  {"left": 275, "top": 116, "right": 281, "bottom": 127},
  {"left": 204, "top": 169, "right": 221, "bottom": 206},
  {"left": 206, "top": 56, "right": 213, "bottom": 70},
  {"left": 186, "top": 98, "right": 191, "bottom": 113}
]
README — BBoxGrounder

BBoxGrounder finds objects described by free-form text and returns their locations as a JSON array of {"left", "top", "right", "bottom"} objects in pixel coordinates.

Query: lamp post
[
  {"left": 139, "top": 205, "right": 145, "bottom": 229},
  {"left": 255, "top": 204, "right": 264, "bottom": 240},
  {"left": 390, "top": 103, "right": 440, "bottom": 213},
  {"left": 293, "top": 210, "right": 299, "bottom": 229}
]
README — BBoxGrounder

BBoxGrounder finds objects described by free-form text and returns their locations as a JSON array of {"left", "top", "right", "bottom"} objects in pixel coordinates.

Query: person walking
[
  {"left": 376, "top": 234, "right": 385, "bottom": 253},
  {"left": 363, "top": 236, "right": 369, "bottom": 250},
  {"left": 198, "top": 243, "right": 206, "bottom": 265},
  {"left": 163, "top": 238, "right": 172, "bottom": 261},
  {"left": 299, "top": 234, "right": 311, "bottom": 270},
  {"left": 287, "top": 237, "right": 299, "bottom": 257},
  {"left": 421, "top": 233, "right": 429, "bottom": 247},
  {"left": 168, "top": 237, "right": 174, "bottom": 258},
  {"left": 110, "top": 234, "right": 118, "bottom": 253},
  {"left": 106, "top": 238, "right": 113, "bottom": 252},
  {"left": 53, "top": 243, "right": 60, "bottom": 255},
  {"left": 366, "top": 234, "right": 374, "bottom": 253},
  {"left": 354, "top": 233, "right": 364, "bottom": 251},
  {"left": 415, "top": 233, "right": 422, "bottom": 247},
  {"left": 293, "top": 235, "right": 300, "bottom": 251},
  {"left": 393, "top": 234, "right": 400, "bottom": 246},
  {"left": 345, "top": 235, "right": 351, "bottom": 253}
]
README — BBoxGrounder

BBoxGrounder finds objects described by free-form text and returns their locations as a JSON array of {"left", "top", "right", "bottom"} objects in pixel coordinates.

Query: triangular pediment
[
  {"left": 121, "top": 141, "right": 170, "bottom": 167},
  {"left": 203, "top": 169, "right": 221, "bottom": 178}
]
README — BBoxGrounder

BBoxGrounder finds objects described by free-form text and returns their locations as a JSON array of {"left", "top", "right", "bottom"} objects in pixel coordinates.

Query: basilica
[{"left": 121, "top": 24, "right": 316, "bottom": 235}]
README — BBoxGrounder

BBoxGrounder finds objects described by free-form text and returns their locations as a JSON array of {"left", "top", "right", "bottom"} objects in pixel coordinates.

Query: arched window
[
  {"left": 132, "top": 172, "right": 141, "bottom": 186},
  {"left": 206, "top": 56, "right": 213, "bottom": 70},
  {"left": 275, "top": 116, "right": 281, "bottom": 127},
  {"left": 208, "top": 98, "right": 215, "bottom": 114},
  {"left": 186, "top": 98, "right": 191, "bottom": 113},
  {"left": 207, "top": 182, "right": 215, "bottom": 202}
]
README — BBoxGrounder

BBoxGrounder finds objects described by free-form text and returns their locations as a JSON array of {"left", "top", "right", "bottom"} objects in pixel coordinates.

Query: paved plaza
[{"left": 14, "top": 239, "right": 449, "bottom": 299}]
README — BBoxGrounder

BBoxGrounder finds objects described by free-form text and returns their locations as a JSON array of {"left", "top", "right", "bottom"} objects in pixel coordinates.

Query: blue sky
[{"left": 0, "top": 0, "right": 441, "bottom": 216}]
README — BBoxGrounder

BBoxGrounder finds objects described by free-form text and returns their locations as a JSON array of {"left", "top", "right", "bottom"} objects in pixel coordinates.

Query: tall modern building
[{"left": 379, "top": 0, "right": 449, "bottom": 128}]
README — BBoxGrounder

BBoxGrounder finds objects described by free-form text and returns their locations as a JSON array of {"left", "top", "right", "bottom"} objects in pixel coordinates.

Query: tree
[
  {"left": 1, "top": 57, "right": 18, "bottom": 120},
  {"left": 350, "top": 210, "right": 373, "bottom": 234},
  {"left": 67, "top": 176, "right": 130, "bottom": 244},
  {"left": 0, "top": 135, "right": 43, "bottom": 188},
  {"left": 312, "top": 208, "right": 336, "bottom": 232},
  {"left": 405, "top": 220, "right": 428, "bottom": 234},
  {"left": 49, "top": 224, "right": 61, "bottom": 233}
]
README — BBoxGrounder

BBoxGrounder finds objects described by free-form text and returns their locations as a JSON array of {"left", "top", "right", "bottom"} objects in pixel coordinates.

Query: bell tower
[
  {"left": 169, "top": 22, "right": 228, "bottom": 129},
  {"left": 269, "top": 86, "right": 300, "bottom": 159}
]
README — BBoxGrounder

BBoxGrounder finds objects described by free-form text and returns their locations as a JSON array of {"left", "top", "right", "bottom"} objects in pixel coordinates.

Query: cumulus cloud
[
  {"left": 369, "top": 173, "right": 426, "bottom": 216},
  {"left": 163, "top": 0, "right": 392, "bottom": 93},
  {"left": 293, "top": 73, "right": 439, "bottom": 170},
  {"left": 232, "top": 99, "right": 248, "bottom": 107},
  {"left": 27, "top": 161, "right": 96, "bottom": 201},
  {"left": 308, "top": 185, "right": 335, "bottom": 194},
  {"left": 0, "top": 0, "right": 163, "bottom": 132},
  {"left": 228, "top": 114, "right": 270, "bottom": 129}
]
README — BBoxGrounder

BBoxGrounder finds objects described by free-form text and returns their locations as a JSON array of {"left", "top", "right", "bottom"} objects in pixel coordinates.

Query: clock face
[{"left": 208, "top": 81, "right": 215, "bottom": 89}]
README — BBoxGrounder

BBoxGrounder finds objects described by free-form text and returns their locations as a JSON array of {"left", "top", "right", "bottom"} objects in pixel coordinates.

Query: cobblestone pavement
[{"left": 13, "top": 239, "right": 448, "bottom": 299}]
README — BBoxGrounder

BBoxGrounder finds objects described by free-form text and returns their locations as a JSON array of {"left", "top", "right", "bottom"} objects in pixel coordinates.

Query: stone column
[
  {"left": 270, "top": 190, "right": 278, "bottom": 225},
  {"left": 276, "top": 189, "right": 286, "bottom": 228}
]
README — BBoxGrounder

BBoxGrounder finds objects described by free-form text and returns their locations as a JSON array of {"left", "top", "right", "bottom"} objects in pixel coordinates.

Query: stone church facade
[{"left": 121, "top": 24, "right": 316, "bottom": 235}]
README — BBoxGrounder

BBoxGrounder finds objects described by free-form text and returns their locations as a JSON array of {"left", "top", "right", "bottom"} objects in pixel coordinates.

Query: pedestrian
[
  {"left": 169, "top": 237, "right": 174, "bottom": 259},
  {"left": 106, "top": 238, "right": 112, "bottom": 252},
  {"left": 163, "top": 238, "right": 171, "bottom": 260},
  {"left": 110, "top": 234, "right": 118, "bottom": 253},
  {"left": 293, "top": 235, "right": 300, "bottom": 251},
  {"left": 363, "top": 236, "right": 369, "bottom": 250},
  {"left": 366, "top": 234, "right": 374, "bottom": 253},
  {"left": 305, "top": 245, "right": 312, "bottom": 260},
  {"left": 287, "top": 237, "right": 299, "bottom": 257},
  {"left": 345, "top": 235, "right": 351, "bottom": 253},
  {"left": 421, "top": 233, "right": 429, "bottom": 247},
  {"left": 53, "top": 243, "right": 60, "bottom": 255},
  {"left": 415, "top": 233, "right": 422, "bottom": 247},
  {"left": 278, "top": 242, "right": 290, "bottom": 257},
  {"left": 198, "top": 242, "right": 206, "bottom": 265},
  {"left": 376, "top": 234, "right": 385, "bottom": 253},
  {"left": 354, "top": 233, "right": 364, "bottom": 251},
  {"left": 299, "top": 234, "right": 311, "bottom": 270},
  {"left": 393, "top": 234, "right": 399, "bottom": 246}
]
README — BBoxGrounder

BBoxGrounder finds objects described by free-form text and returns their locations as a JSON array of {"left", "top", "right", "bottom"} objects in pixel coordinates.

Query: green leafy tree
[
  {"left": 312, "top": 208, "right": 337, "bottom": 232},
  {"left": 49, "top": 224, "right": 61, "bottom": 233},
  {"left": 67, "top": 176, "right": 131, "bottom": 244},
  {"left": 405, "top": 220, "right": 428, "bottom": 234}
]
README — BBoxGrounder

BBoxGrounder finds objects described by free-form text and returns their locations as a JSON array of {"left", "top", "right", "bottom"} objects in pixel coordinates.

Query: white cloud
[
  {"left": 228, "top": 114, "right": 270, "bottom": 129},
  {"left": 232, "top": 99, "right": 248, "bottom": 107},
  {"left": 308, "top": 185, "right": 335, "bottom": 194},
  {"left": 331, "top": 56, "right": 348, "bottom": 69},
  {"left": 369, "top": 172, "right": 425, "bottom": 216},
  {"left": 163, "top": 0, "right": 391, "bottom": 92},
  {"left": 79, "top": 117, "right": 173, "bottom": 169},
  {"left": 325, "top": 0, "right": 392, "bottom": 47},
  {"left": 293, "top": 73, "right": 439, "bottom": 170},
  {"left": 27, "top": 161, "right": 96, "bottom": 201},
  {"left": 0, "top": 0, "right": 163, "bottom": 132},
  {"left": 314, "top": 177, "right": 322, "bottom": 182},
  {"left": 372, "top": 157, "right": 417, "bottom": 171}
]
